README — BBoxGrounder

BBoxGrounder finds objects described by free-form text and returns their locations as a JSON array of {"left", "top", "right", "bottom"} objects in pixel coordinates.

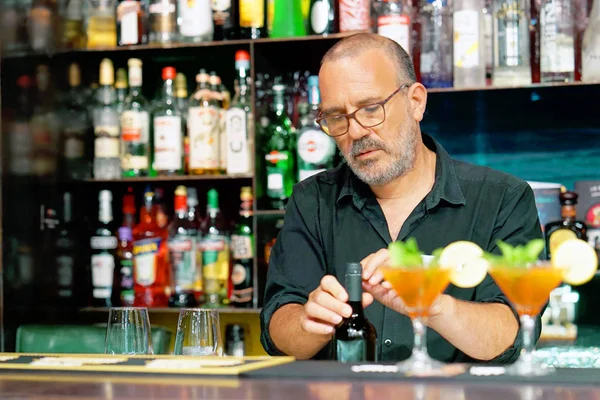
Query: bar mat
[
  {"left": 242, "top": 360, "right": 600, "bottom": 386},
  {"left": 0, "top": 353, "right": 294, "bottom": 377}
]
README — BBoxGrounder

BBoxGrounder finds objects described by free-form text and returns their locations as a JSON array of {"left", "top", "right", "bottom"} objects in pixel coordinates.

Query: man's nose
[{"left": 347, "top": 117, "right": 369, "bottom": 141}]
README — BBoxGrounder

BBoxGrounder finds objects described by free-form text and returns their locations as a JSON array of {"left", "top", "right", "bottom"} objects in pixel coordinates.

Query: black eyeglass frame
[{"left": 315, "top": 84, "right": 410, "bottom": 137}]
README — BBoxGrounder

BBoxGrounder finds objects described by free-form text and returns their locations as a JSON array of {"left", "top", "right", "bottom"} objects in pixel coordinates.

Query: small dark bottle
[
  {"left": 116, "top": 0, "right": 148, "bottom": 46},
  {"left": 332, "top": 263, "right": 377, "bottom": 363},
  {"left": 544, "top": 191, "right": 588, "bottom": 259},
  {"left": 213, "top": 0, "right": 239, "bottom": 40},
  {"left": 225, "top": 324, "right": 246, "bottom": 356}
]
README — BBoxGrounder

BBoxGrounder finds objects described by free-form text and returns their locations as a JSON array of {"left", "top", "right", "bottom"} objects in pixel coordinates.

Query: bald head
[{"left": 321, "top": 33, "right": 417, "bottom": 85}]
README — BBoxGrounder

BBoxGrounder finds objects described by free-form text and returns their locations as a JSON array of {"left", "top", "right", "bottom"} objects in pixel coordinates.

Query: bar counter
[{"left": 1, "top": 359, "right": 600, "bottom": 399}]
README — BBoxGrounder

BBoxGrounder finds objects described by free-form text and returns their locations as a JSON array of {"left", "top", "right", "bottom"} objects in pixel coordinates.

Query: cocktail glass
[
  {"left": 379, "top": 261, "right": 452, "bottom": 373},
  {"left": 488, "top": 261, "right": 566, "bottom": 376}
]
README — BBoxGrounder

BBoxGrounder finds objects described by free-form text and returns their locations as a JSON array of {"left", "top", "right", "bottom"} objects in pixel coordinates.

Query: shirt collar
[{"left": 336, "top": 133, "right": 466, "bottom": 210}]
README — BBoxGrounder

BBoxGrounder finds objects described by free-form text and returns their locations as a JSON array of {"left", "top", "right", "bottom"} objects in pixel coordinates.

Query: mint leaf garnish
[
  {"left": 388, "top": 238, "right": 425, "bottom": 268},
  {"left": 491, "top": 239, "right": 545, "bottom": 267}
]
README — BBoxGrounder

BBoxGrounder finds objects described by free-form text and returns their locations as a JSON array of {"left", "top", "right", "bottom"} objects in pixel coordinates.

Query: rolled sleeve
[
  {"left": 476, "top": 181, "right": 544, "bottom": 364},
  {"left": 259, "top": 184, "right": 327, "bottom": 356}
]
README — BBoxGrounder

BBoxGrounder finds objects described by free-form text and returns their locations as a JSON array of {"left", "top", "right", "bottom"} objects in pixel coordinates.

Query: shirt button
[{"left": 384, "top": 339, "right": 392, "bottom": 346}]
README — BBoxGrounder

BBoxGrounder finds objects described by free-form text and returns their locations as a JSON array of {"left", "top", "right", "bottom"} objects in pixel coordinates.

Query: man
[{"left": 260, "top": 33, "right": 543, "bottom": 363}]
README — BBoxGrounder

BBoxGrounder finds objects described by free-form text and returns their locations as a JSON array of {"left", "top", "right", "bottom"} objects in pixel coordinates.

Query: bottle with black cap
[{"left": 332, "top": 262, "right": 377, "bottom": 362}]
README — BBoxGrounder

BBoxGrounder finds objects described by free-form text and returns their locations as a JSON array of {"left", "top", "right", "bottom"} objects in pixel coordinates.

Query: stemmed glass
[
  {"left": 379, "top": 256, "right": 451, "bottom": 373},
  {"left": 104, "top": 307, "right": 154, "bottom": 355},
  {"left": 174, "top": 309, "right": 223, "bottom": 356}
]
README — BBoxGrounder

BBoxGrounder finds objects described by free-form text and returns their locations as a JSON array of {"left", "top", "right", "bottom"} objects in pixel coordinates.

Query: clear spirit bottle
[
  {"left": 582, "top": 0, "right": 600, "bottom": 82},
  {"left": 540, "top": 0, "right": 575, "bottom": 82}
]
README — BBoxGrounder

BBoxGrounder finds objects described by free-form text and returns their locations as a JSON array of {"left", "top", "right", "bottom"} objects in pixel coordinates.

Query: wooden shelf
[
  {"left": 84, "top": 174, "right": 253, "bottom": 183},
  {"left": 427, "top": 80, "right": 600, "bottom": 94},
  {"left": 1, "top": 32, "right": 359, "bottom": 60},
  {"left": 80, "top": 307, "right": 262, "bottom": 314}
]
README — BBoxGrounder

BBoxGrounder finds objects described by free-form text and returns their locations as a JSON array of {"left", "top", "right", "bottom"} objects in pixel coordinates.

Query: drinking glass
[
  {"left": 174, "top": 309, "right": 223, "bottom": 356},
  {"left": 104, "top": 307, "right": 154, "bottom": 355}
]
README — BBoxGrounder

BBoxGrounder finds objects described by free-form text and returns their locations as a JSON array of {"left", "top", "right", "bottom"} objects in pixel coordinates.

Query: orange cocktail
[
  {"left": 380, "top": 266, "right": 452, "bottom": 318},
  {"left": 379, "top": 264, "right": 451, "bottom": 373}
]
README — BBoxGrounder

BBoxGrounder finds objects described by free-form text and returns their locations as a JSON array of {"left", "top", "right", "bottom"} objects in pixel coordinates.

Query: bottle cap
[
  {"left": 235, "top": 50, "right": 250, "bottom": 62},
  {"left": 69, "top": 63, "right": 81, "bottom": 87},
  {"left": 128, "top": 58, "right": 142, "bottom": 68},
  {"left": 207, "top": 189, "right": 219, "bottom": 208},
  {"left": 240, "top": 187, "right": 253, "bottom": 201},
  {"left": 560, "top": 191, "right": 579, "bottom": 206},
  {"left": 308, "top": 75, "right": 319, "bottom": 87},
  {"left": 162, "top": 66, "right": 176, "bottom": 81},
  {"left": 115, "top": 68, "right": 127, "bottom": 89},
  {"left": 99, "top": 190, "right": 112, "bottom": 201},
  {"left": 187, "top": 187, "right": 199, "bottom": 206}
]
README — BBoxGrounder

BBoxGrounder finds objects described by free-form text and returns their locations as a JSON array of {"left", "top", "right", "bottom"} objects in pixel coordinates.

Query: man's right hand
[{"left": 301, "top": 275, "right": 374, "bottom": 336}]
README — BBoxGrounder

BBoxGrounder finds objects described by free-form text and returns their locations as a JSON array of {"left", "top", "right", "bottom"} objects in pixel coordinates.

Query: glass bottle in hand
[{"left": 333, "top": 263, "right": 377, "bottom": 362}]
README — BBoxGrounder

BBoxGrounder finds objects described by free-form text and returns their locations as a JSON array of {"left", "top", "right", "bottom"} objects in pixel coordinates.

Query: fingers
[
  {"left": 362, "top": 292, "right": 374, "bottom": 308},
  {"left": 361, "top": 249, "right": 390, "bottom": 284},
  {"left": 320, "top": 275, "right": 348, "bottom": 303},
  {"left": 301, "top": 317, "right": 336, "bottom": 336},
  {"left": 305, "top": 300, "right": 344, "bottom": 325}
]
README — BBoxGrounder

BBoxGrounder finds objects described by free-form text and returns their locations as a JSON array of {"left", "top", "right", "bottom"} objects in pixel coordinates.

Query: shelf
[
  {"left": 255, "top": 210, "right": 286, "bottom": 217},
  {"left": 80, "top": 307, "right": 262, "bottom": 314},
  {"left": 84, "top": 174, "right": 253, "bottom": 183},
  {"left": 427, "top": 80, "right": 600, "bottom": 94},
  {"left": 1, "top": 32, "right": 359, "bottom": 60}
]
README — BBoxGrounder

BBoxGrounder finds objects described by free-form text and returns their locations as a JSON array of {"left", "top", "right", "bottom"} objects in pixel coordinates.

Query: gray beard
[{"left": 342, "top": 127, "right": 418, "bottom": 186}]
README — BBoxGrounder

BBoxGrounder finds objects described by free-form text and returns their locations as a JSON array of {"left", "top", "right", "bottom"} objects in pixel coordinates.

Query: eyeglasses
[{"left": 316, "top": 84, "right": 409, "bottom": 137}]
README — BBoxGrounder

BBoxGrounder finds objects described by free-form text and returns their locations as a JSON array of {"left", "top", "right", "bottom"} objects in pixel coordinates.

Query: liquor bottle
[
  {"left": 199, "top": 189, "right": 231, "bottom": 307},
  {"left": 375, "top": 1, "right": 413, "bottom": 59},
  {"left": 297, "top": 76, "right": 335, "bottom": 181},
  {"left": 90, "top": 190, "right": 118, "bottom": 307},
  {"left": 148, "top": 0, "right": 178, "bottom": 44},
  {"left": 155, "top": 187, "right": 170, "bottom": 229},
  {"left": 31, "top": 65, "right": 59, "bottom": 178},
  {"left": 114, "top": 226, "right": 135, "bottom": 306},
  {"left": 213, "top": 0, "right": 239, "bottom": 40},
  {"left": 56, "top": 192, "right": 78, "bottom": 304},
  {"left": 226, "top": 50, "right": 253, "bottom": 175},
  {"left": 332, "top": 263, "right": 377, "bottom": 362},
  {"left": 86, "top": 0, "right": 117, "bottom": 48},
  {"left": 188, "top": 70, "right": 221, "bottom": 175},
  {"left": 453, "top": 0, "right": 487, "bottom": 87},
  {"left": 121, "top": 58, "right": 150, "bottom": 177},
  {"left": 582, "top": 0, "right": 600, "bottom": 82},
  {"left": 239, "top": 0, "right": 266, "bottom": 39},
  {"left": 339, "top": 0, "right": 371, "bottom": 32},
  {"left": 40, "top": 198, "right": 60, "bottom": 302},
  {"left": 61, "top": 0, "right": 86, "bottom": 49},
  {"left": 420, "top": 0, "right": 453, "bottom": 88},
  {"left": 153, "top": 67, "right": 184, "bottom": 176},
  {"left": 116, "top": 0, "right": 148, "bottom": 46},
  {"left": 209, "top": 73, "right": 227, "bottom": 174},
  {"left": 115, "top": 68, "right": 128, "bottom": 115},
  {"left": 309, "top": 0, "right": 338, "bottom": 35},
  {"left": 492, "top": 0, "right": 532, "bottom": 86},
  {"left": 175, "top": 73, "right": 190, "bottom": 172},
  {"left": 482, "top": 0, "right": 494, "bottom": 82},
  {"left": 540, "top": 0, "right": 575, "bottom": 82},
  {"left": 93, "top": 59, "right": 121, "bottom": 180},
  {"left": 230, "top": 187, "right": 255, "bottom": 308},
  {"left": 225, "top": 324, "right": 245, "bottom": 356},
  {"left": 28, "top": 0, "right": 56, "bottom": 52},
  {"left": 544, "top": 191, "right": 588, "bottom": 259},
  {"left": 271, "top": 0, "right": 307, "bottom": 38},
  {"left": 10, "top": 75, "right": 33, "bottom": 177},
  {"left": 168, "top": 186, "right": 199, "bottom": 307},
  {"left": 186, "top": 187, "right": 204, "bottom": 302},
  {"left": 264, "top": 83, "right": 297, "bottom": 210},
  {"left": 61, "top": 63, "right": 91, "bottom": 180},
  {"left": 122, "top": 187, "right": 137, "bottom": 228},
  {"left": 132, "top": 188, "right": 171, "bottom": 307},
  {"left": 177, "top": 0, "right": 213, "bottom": 42}
]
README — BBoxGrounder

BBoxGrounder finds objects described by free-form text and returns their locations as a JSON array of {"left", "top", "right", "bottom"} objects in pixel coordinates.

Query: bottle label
[
  {"left": 179, "top": 0, "right": 213, "bottom": 37},
  {"left": 64, "top": 130, "right": 85, "bottom": 159},
  {"left": 149, "top": 0, "right": 177, "bottom": 34},
  {"left": 200, "top": 235, "right": 230, "bottom": 281},
  {"left": 231, "top": 263, "right": 253, "bottom": 303},
  {"left": 582, "top": 50, "right": 600, "bottom": 81},
  {"left": 311, "top": 0, "right": 330, "bottom": 34},
  {"left": 120, "top": 259, "right": 135, "bottom": 304},
  {"left": 133, "top": 237, "right": 161, "bottom": 286},
  {"left": 483, "top": 12, "right": 493, "bottom": 69},
  {"left": 91, "top": 254, "right": 115, "bottom": 299},
  {"left": 453, "top": 10, "right": 480, "bottom": 68},
  {"left": 377, "top": 14, "right": 410, "bottom": 52},
  {"left": 91, "top": 236, "right": 118, "bottom": 250},
  {"left": 339, "top": 0, "right": 371, "bottom": 32},
  {"left": 212, "top": 0, "right": 232, "bottom": 26},
  {"left": 265, "top": 151, "right": 291, "bottom": 197},
  {"left": 231, "top": 263, "right": 248, "bottom": 285},
  {"left": 298, "top": 128, "right": 334, "bottom": 165},
  {"left": 117, "top": 1, "right": 140, "bottom": 45},
  {"left": 219, "top": 108, "right": 227, "bottom": 170},
  {"left": 94, "top": 125, "right": 120, "bottom": 158},
  {"left": 540, "top": 3, "right": 574, "bottom": 73},
  {"left": 153, "top": 115, "right": 182, "bottom": 171},
  {"left": 121, "top": 111, "right": 149, "bottom": 143},
  {"left": 231, "top": 234, "right": 254, "bottom": 260},
  {"left": 225, "top": 108, "right": 250, "bottom": 174},
  {"left": 188, "top": 106, "right": 220, "bottom": 170},
  {"left": 336, "top": 339, "right": 366, "bottom": 362},
  {"left": 168, "top": 237, "right": 197, "bottom": 290},
  {"left": 240, "top": 0, "right": 264, "bottom": 28},
  {"left": 57, "top": 255, "right": 74, "bottom": 297}
]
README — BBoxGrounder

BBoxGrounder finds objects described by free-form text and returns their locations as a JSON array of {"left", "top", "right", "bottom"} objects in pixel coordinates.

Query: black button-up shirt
[{"left": 260, "top": 134, "right": 543, "bottom": 363}]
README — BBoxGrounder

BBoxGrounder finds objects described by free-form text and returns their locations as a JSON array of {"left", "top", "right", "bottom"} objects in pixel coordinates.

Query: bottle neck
[
  {"left": 345, "top": 272, "right": 363, "bottom": 316},
  {"left": 561, "top": 205, "right": 576, "bottom": 220},
  {"left": 99, "top": 200, "right": 112, "bottom": 224},
  {"left": 163, "top": 79, "right": 175, "bottom": 101}
]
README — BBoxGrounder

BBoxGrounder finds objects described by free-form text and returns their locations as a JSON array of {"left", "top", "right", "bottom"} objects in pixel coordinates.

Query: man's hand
[
  {"left": 301, "top": 275, "right": 374, "bottom": 336},
  {"left": 360, "top": 248, "right": 444, "bottom": 317}
]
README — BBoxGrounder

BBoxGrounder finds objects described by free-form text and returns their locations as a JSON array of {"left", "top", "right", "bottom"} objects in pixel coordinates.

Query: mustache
[{"left": 349, "top": 137, "right": 387, "bottom": 158}]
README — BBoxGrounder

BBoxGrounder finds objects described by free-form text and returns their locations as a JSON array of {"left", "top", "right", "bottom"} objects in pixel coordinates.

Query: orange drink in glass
[{"left": 379, "top": 262, "right": 452, "bottom": 373}]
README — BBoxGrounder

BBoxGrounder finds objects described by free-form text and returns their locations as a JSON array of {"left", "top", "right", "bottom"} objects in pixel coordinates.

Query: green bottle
[
  {"left": 271, "top": 0, "right": 307, "bottom": 38},
  {"left": 264, "top": 83, "right": 297, "bottom": 210}
]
